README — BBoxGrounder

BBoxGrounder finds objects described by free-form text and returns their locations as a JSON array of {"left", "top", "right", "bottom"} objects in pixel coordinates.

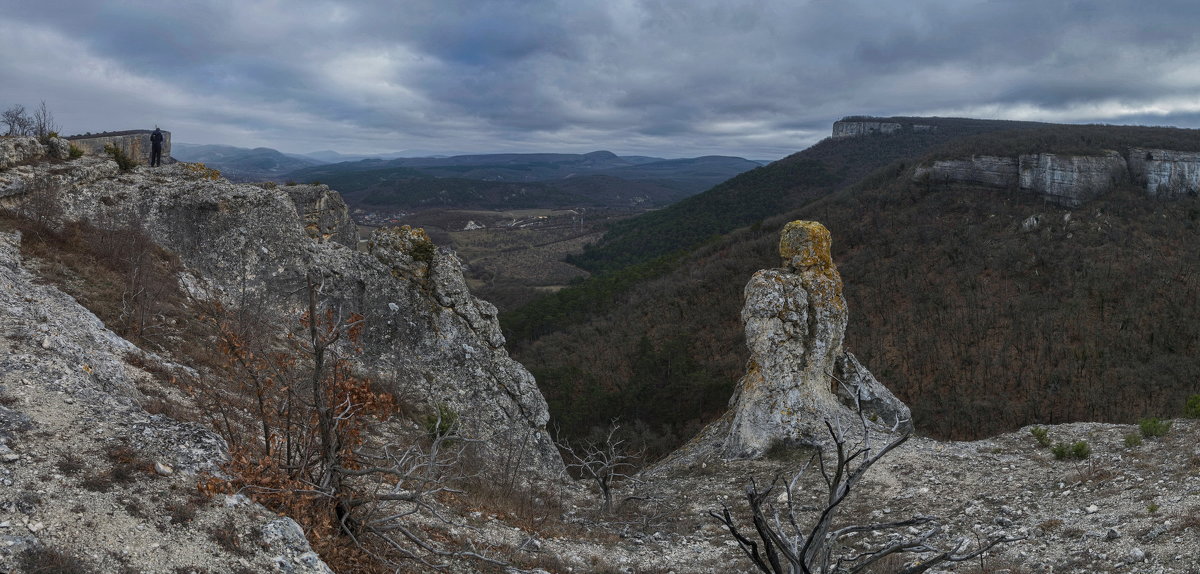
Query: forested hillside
[
  {"left": 568, "top": 117, "right": 1050, "bottom": 273},
  {"left": 505, "top": 119, "right": 1200, "bottom": 454}
]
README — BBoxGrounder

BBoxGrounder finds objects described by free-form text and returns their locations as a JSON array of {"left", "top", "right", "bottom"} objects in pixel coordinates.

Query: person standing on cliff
[{"left": 150, "top": 126, "right": 164, "bottom": 167}]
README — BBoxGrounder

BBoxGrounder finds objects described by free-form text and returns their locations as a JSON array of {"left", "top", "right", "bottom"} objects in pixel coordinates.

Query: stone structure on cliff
[
  {"left": 721, "top": 220, "right": 912, "bottom": 457},
  {"left": 66, "top": 129, "right": 172, "bottom": 166},
  {"left": 655, "top": 221, "right": 911, "bottom": 467}
]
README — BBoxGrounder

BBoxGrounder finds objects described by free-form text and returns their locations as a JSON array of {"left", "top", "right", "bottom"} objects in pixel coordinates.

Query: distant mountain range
[
  {"left": 174, "top": 144, "right": 766, "bottom": 210},
  {"left": 171, "top": 143, "right": 327, "bottom": 182},
  {"left": 284, "top": 151, "right": 765, "bottom": 210}
]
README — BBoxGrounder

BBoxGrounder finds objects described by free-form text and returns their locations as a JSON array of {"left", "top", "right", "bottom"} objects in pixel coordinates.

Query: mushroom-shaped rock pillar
[{"left": 721, "top": 221, "right": 911, "bottom": 459}]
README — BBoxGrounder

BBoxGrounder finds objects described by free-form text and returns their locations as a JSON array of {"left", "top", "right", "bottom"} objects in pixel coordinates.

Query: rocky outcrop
[
  {"left": 721, "top": 221, "right": 911, "bottom": 457},
  {"left": 0, "top": 137, "right": 45, "bottom": 170},
  {"left": 0, "top": 230, "right": 333, "bottom": 573},
  {"left": 832, "top": 120, "right": 901, "bottom": 139},
  {"left": 914, "top": 155, "right": 1018, "bottom": 188},
  {"left": 282, "top": 183, "right": 358, "bottom": 246},
  {"left": 1128, "top": 147, "right": 1200, "bottom": 197},
  {"left": 654, "top": 221, "right": 911, "bottom": 466},
  {"left": 9, "top": 158, "right": 565, "bottom": 481},
  {"left": 914, "top": 151, "right": 1127, "bottom": 206},
  {"left": 1019, "top": 151, "right": 1127, "bottom": 205}
]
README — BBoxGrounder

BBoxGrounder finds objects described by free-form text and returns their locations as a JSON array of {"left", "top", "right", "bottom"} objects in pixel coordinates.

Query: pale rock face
[
  {"left": 282, "top": 183, "right": 358, "bottom": 246},
  {"left": 914, "top": 152, "right": 1126, "bottom": 206},
  {"left": 1128, "top": 147, "right": 1200, "bottom": 197},
  {"left": 832, "top": 120, "right": 902, "bottom": 139},
  {"left": 914, "top": 155, "right": 1018, "bottom": 188},
  {"left": 1018, "top": 151, "right": 1126, "bottom": 206},
  {"left": 0, "top": 137, "right": 45, "bottom": 169},
  {"left": 45, "top": 136, "right": 71, "bottom": 160},
  {"left": 0, "top": 229, "right": 334, "bottom": 573},
  {"left": 721, "top": 221, "right": 910, "bottom": 459},
  {"left": 4, "top": 159, "right": 565, "bottom": 481}
]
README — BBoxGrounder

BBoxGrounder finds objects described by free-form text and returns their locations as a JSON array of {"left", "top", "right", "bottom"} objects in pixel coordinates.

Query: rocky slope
[
  {"left": 0, "top": 230, "right": 333, "bottom": 573},
  {"left": 1, "top": 137, "right": 563, "bottom": 569},
  {"left": 4, "top": 143, "right": 563, "bottom": 482}
]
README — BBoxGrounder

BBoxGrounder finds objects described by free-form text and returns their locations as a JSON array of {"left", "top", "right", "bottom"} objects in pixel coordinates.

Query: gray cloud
[{"left": 4, "top": 0, "right": 1200, "bottom": 159}]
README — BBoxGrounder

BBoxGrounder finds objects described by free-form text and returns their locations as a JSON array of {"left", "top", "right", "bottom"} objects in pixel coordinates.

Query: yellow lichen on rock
[{"left": 779, "top": 220, "right": 833, "bottom": 271}]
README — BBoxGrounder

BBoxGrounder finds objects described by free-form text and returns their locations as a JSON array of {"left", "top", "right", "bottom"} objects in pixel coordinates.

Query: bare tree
[
  {"left": 32, "top": 100, "right": 59, "bottom": 139},
  {"left": 710, "top": 410, "right": 1021, "bottom": 573},
  {"left": 557, "top": 421, "right": 643, "bottom": 513},
  {"left": 206, "top": 276, "right": 518, "bottom": 571},
  {"left": 3, "top": 104, "right": 32, "bottom": 136}
]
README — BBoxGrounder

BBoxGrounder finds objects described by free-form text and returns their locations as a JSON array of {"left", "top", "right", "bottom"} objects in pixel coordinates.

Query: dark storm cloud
[{"left": 5, "top": 0, "right": 1200, "bottom": 158}]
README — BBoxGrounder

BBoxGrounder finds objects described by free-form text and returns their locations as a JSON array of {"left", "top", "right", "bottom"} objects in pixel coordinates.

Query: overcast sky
[{"left": 4, "top": 1, "right": 1200, "bottom": 160}]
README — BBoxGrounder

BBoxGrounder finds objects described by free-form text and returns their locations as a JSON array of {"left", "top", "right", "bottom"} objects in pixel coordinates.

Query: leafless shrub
[
  {"left": 200, "top": 276, "right": 517, "bottom": 572},
  {"left": 56, "top": 453, "right": 86, "bottom": 475},
  {"left": 32, "top": 100, "right": 60, "bottom": 140},
  {"left": 208, "top": 517, "right": 252, "bottom": 556},
  {"left": 17, "top": 545, "right": 97, "bottom": 574},
  {"left": 711, "top": 409, "right": 1021, "bottom": 574},
  {"left": 557, "top": 421, "right": 643, "bottom": 514}
]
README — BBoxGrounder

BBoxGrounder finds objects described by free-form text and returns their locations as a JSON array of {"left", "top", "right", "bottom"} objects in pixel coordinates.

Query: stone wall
[{"left": 66, "top": 129, "right": 171, "bottom": 166}]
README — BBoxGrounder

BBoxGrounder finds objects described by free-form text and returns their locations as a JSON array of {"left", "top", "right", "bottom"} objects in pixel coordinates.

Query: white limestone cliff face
[
  {"left": 653, "top": 221, "right": 911, "bottom": 467},
  {"left": 1128, "top": 147, "right": 1200, "bottom": 197},
  {"left": 832, "top": 120, "right": 901, "bottom": 139},
  {"left": 915, "top": 151, "right": 1126, "bottom": 206},
  {"left": 1018, "top": 151, "right": 1127, "bottom": 205},
  {"left": 282, "top": 183, "right": 359, "bottom": 245},
  {"left": 914, "top": 155, "right": 1018, "bottom": 188}
]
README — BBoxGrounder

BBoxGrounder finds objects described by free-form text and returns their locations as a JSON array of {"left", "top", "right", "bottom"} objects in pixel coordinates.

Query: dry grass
[{"left": 17, "top": 546, "right": 98, "bottom": 574}]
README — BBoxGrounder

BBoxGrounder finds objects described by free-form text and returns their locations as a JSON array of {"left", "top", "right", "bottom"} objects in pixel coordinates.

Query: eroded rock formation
[
  {"left": 3, "top": 152, "right": 565, "bottom": 482},
  {"left": 655, "top": 221, "right": 911, "bottom": 466},
  {"left": 0, "top": 230, "right": 333, "bottom": 573},
  {"left": 916, "top": 155, "right": 1018, "bottom": 188},
  {"left": 913, "top": 152, "right": 1127, "bottom": 206},
  {"left": 722, "top": 221, "right": 911, "bottom": 457}
]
